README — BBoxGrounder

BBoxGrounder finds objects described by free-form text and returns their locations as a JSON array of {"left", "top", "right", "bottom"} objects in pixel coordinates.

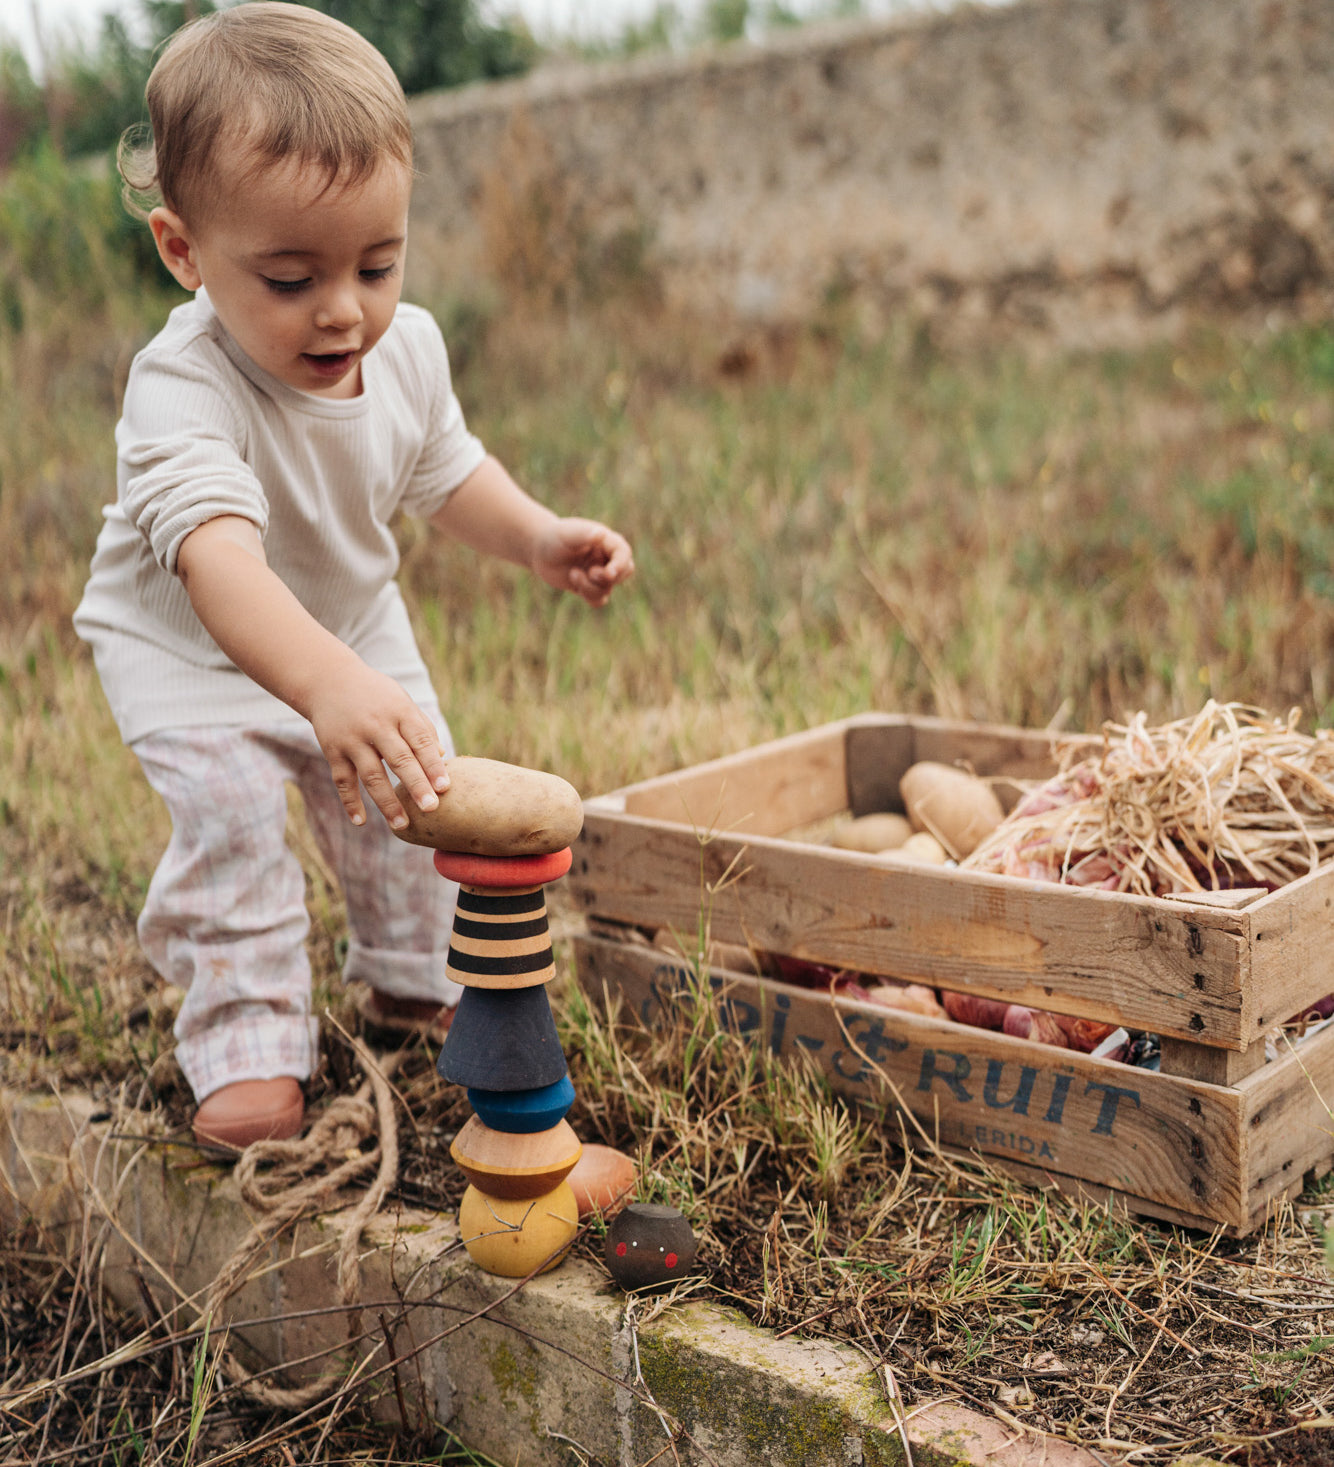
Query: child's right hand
[
  {"left": 305, "top": 665, "right": 451, "bottom": 831},
  {"left": 174, "top": 516, "right": 450, "bottom": 830}
]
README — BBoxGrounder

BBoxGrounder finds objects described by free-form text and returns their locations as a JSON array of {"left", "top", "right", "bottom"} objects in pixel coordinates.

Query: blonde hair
[{"left": 119, "top": 3, "right": 413, "bottom": 221}]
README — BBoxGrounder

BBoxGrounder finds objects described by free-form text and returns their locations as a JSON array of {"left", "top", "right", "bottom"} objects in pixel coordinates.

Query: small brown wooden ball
[{"left": 604, "top": 1203, "right": 698, "bottom": 1290}]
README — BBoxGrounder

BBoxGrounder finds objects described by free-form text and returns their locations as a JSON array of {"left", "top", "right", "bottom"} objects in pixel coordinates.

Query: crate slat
[
  {"left": 571, "top": 812, "right": 1253, "bottom": 1045},
  {"left": 1237, "top": 1022, "right": 1334, "bottom": 1223},
  {"left": 574, "top": 934, "right": 1250, "bottom": 1230},
  {"left": 1247, "top": 870, "right": 1334, "bottom": 1038},
  {"left": 601, "top": 718, "right": 864, "bottom": 836},
  {"left": 1158, "top": 1038, "right": 1267, "bottom": 1084}
]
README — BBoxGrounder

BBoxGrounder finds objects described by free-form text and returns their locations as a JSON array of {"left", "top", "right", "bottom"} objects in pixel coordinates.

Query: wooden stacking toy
[
  {"left": 392, "top": 758, "right": 631, "bottom": 1276},
  {"left": 604, "top": 1203, "right": 699, "bottom": 1291}
]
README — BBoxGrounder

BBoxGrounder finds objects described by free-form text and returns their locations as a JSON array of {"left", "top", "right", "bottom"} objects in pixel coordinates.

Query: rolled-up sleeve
[
  {"left": 397, "top": 324, "right": 486, "bottom": 521},
  {"left": 118, "top": 351, "right": 269, "bottom": 575}
]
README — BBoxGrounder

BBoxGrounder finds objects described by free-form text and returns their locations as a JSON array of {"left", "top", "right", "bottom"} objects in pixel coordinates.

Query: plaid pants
[{"left": 132, "top": 716, "right": 462, "bottom": 1101}]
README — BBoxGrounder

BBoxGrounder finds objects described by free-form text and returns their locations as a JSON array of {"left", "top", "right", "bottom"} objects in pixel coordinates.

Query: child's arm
[
  {"left": 176, "top": 515, "right": 450, "bottom": 829},
  {"left": 430, "top": 455, "right": 634, "bottom": 607}
]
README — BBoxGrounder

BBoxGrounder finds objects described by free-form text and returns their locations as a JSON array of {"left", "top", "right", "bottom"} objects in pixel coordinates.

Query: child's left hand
[{"left": 532, "top": 518, "right": 635, "bottom": 607}]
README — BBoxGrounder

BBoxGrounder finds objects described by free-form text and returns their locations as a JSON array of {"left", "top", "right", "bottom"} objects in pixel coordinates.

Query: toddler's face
[{"left": 153, "top": 153, "right": 412, "bottom": 399}]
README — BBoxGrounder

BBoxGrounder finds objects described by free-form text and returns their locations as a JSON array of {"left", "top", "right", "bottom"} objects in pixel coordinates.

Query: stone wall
[{"left": 407, "top": 0, "right": 1334, "bottom": 339}]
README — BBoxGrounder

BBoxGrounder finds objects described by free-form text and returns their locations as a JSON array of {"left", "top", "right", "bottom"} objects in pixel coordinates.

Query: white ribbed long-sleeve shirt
[{"left": 74, "top": 292, "right": 486, "bottom": 743}]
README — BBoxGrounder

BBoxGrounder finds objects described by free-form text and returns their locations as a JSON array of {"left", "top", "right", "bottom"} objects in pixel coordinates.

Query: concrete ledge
[{"left": 2, "top": 1087, "right": 1104, "bottom": 1466}]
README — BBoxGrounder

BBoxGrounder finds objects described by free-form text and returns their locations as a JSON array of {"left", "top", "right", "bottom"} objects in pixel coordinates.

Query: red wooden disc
[{"left": 433, "top": 847, "right": 573, "bottom": 888}]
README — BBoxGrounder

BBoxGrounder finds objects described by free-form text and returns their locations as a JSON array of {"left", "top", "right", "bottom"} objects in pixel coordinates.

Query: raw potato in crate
[
  {"left": 878, "top": 831, "right": 951, "bottom": 866},
  {"left": 899, "top": 761, "right": 1005, "bottom": 860},
  {"left": 828, "top": 812, "right": 912, "bottom": 853},
  {"left": 961, "top": 701, "right": 1334, "bottom": 896}
]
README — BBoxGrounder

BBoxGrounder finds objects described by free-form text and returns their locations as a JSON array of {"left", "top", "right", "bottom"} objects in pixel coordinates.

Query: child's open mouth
[{"left": 302, "top": 350, "right": 357, "bottom": 378}]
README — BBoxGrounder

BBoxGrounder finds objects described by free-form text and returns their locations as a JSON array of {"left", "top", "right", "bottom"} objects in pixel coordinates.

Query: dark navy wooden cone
[{"left": 437, "top": 983, "right": 568, "bottom": 1090}]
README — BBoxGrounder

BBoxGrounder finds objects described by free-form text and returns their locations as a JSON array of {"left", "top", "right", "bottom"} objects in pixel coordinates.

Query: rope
[{"left": 202, "top": 1037, "right": 401, "bottom": 1408}]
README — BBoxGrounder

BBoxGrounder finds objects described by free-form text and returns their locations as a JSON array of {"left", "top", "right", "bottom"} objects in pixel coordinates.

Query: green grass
[{"left": 10, "top": 210, "right": 1334, "bottom": 1073}]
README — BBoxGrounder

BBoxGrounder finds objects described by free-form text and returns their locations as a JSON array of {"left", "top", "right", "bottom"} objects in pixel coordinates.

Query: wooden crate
[{"left": 568, "top": 713, "right": 1334, "bottom": 1234}]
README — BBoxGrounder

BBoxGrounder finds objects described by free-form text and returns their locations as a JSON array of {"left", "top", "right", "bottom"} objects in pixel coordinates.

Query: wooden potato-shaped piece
[
  {"left": 566, "top": 1143, "right": 637, "bottom": 1220},
  {"left": 899, "top": 761, "right": 1004, "bottom": 861},
  {"left": 392, "top": 756, "right": 583, "bottom": 856}
]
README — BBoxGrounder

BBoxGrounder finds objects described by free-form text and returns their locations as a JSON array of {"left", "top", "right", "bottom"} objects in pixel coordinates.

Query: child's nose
[{"left": 316, "top": 283, "right": 363, "bottom": 331}]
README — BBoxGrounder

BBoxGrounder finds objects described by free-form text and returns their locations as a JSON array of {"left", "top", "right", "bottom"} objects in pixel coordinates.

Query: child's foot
[
  {"left": 193, "top": 1077, "right": 305, "bottom": 1150},
  {"left": 355, "top": 985, "right": 455, "bottom": 1047}
]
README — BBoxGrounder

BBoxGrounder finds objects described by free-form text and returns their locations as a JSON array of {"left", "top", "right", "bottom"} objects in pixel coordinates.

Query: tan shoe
[
  {"left": 355, "top": 986, "right": 455, "bottom": 1047},
  {"left": 192, "top": 1077, "right": 305, "bottom": 1150}
]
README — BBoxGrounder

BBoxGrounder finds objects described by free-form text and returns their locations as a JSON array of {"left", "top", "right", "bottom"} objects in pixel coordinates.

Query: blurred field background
[{"left": 7, "top": 109, "right": 1334, "bottom": 1082}]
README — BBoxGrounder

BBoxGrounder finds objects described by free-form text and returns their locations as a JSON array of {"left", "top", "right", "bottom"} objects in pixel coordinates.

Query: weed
[{"left": 180, "top": 1315, "right": 222, "bottom": 1467}]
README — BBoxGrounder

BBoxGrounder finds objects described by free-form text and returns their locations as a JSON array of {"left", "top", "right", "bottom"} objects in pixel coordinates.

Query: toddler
[{"left": 73, "top": 2, "right": 634, "bottom": 1150}]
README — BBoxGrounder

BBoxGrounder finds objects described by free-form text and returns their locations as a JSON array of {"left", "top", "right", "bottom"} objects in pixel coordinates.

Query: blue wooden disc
[{"left": 468, "top": 1074, "right": 576, "bottom": 1133}]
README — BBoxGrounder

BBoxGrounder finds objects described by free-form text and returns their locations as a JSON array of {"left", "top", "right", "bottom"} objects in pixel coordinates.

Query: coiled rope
[{"left": 203, "top": 1037, "right": 401, "bottom": 1408}]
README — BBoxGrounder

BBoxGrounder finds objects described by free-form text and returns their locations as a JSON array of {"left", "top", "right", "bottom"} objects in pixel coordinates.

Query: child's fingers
[
  {"left": 404, "top": 724, "right": 452, "bottom": 795},
  {"left": 567, "top": 536, "right": 633, "bottom": 606},
  {"left": 566, "top": 566, "right": 603, "bottom": 604},
  {"left": 327, "top": 750, "right": 370, "bottom": 827},
  {"left": 375, "top": 730, "right": 448, "bottom": 827},
  {"left": 598, "top": 535, "right": 635, "bottom": 583},
  {"left": 564, "top": 564, "right": 609, "bottom": 606},
  {"left": 357, "top": 753, "right": 413, "bottom": 830},
  {"left": 312, "top": 678, "right": 449, "bottom": 828}
]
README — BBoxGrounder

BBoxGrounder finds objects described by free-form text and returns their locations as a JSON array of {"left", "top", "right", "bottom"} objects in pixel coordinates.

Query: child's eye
[
  {"left": 262, "top": 277, "right": 310, "bottom": 295},
  {"left": 361, "top": 265, "right": 397, "bottom": 283}
]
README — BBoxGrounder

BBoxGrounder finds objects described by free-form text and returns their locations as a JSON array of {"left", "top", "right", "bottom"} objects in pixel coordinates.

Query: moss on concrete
[
  {"left": 910, "top": 1428, "right": 986, "bottom": 1467},
  {"left": 486, "top": 1339, "right": 538, "bottom": 1403},
  {"left": 636, "top": 1329, "right": 906, "bottom": 1467},
  {"left": 484, "top": 1337, "right": 544, "bottom": 1441}
]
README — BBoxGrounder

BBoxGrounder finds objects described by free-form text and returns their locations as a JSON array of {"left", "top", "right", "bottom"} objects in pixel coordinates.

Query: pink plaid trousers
[{"left": 132, "top": 717, "right": 462, "bottom": 1101}]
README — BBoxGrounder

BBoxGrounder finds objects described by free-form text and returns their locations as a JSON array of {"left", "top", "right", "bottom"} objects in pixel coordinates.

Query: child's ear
[{"left": 149, "top": 206, "right": 203, "bottom": 291}]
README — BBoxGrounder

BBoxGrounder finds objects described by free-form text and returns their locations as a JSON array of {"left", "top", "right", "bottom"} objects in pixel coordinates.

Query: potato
[
  {"left": 862, "top": 981, "right": 946, "bottom": 1019},
  {"left": 899, "top": 761, "right": 1005, "bottom": 860},
  {"left": 392, "top": 756, "right": 583, "bottom": 856},
  {"left": 876, "top": 831, "right": 950, "bottom": 866},
  {"left": 829, "top": 812, "right": 912, "bottom": 853}
]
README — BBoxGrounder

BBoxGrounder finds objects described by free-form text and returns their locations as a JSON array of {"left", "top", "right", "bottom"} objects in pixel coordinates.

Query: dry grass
[
  {"left": 558, "top": 964, "right": 1334, "bottom": 1464},
  {"left": 6, "top": 960, "right": 1328, "bottom": 1465},
  {"left": 8, "top": 152, "right": 1334, "bottom": 1460}
]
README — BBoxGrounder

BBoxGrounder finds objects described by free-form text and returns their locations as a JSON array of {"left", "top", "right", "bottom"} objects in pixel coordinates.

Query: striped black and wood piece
[{"left": 446, "top": 882, "right": 555, "bottom": 991}]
